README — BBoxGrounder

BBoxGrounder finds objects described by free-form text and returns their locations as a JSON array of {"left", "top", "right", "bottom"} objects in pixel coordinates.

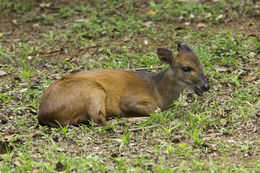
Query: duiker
[{"left": 38, "top": 42, "right": 209, "bottom": 127}]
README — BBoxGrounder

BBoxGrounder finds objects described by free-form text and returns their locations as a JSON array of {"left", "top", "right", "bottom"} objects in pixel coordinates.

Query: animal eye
[{"left": 182, "top": 67, "right": 191, "bottom": 72}]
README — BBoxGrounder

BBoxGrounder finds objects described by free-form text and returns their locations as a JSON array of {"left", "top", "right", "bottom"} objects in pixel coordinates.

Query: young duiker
[{"left": 38, "top": 42, "right": 209, "bottom": 127}]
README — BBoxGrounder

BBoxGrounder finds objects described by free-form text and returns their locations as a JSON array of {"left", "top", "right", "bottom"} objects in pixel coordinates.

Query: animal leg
[
  {"left": 120, "top": 97, "right": 157, "bottom": 117},
  {"left": 87, "top": 90, "right": 107, "bottom": 126}
]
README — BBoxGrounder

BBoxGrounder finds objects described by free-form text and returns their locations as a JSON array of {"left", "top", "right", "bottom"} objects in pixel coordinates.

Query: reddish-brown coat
[{"left": 38, "top": 42, "right": 209, "bottom": 127}]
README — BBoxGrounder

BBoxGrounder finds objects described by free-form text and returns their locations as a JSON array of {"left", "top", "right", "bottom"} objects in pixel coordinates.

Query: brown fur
[{"left": 38, "top": 42, "right": 209, "bottom": 127}]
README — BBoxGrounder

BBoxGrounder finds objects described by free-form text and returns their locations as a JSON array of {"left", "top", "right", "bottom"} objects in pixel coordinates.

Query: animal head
[{"left": 157, "top": 42, "right": 209, "bottom": 96}]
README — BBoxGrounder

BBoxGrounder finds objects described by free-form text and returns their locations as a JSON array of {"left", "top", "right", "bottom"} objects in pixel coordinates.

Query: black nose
[{"left": 202, "top": 84, "right": 210, "bottom": 91}]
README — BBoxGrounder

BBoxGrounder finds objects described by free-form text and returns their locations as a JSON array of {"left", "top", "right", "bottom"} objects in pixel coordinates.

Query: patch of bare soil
[
  {"left": 217, "top": 18, "right": 260, "bottom": 36},
  {"left": 0, "top": 1, "right": 259, "bottom": 171}
]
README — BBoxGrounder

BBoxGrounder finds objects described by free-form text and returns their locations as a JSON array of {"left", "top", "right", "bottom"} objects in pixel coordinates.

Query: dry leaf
[
  {"left": 241, "top": 75, "right": 257, "bottom": 81},
  {"left": 248, "top": 52, "right": 256, "bottom": 58},
  {"left": 14, "top": 160, "right": 22, "bottom": 166},
  {"left": 197, "top": 23, "right": 206, "bottom": 28},
  {"left": 12, "top": 20, "right": 17, "bottom": 25},
  {"left": 0, "top": 70, "right": 6, "bottom": 76},
  {"left": 39, "top": 3, "right": 51, "bottom": 8},
  {"left": 144, "top": 21, "right": 153, "bottom": 26},
  {"left": 215, "top": 66, "right": 228, "bottom": 72},
  {"left": 32, "top": 23, "right": 40, "bottom": 28},
  {"left": 3, "top": 133, "right": 16, "bottom": 140},
  {"left": 29, "top": 130, "right": 39, "bottom": 138},
  {"left": 205, "top": 13, "right": 212, "bottom": 18},
  {"left": 126, "top": 117, "right": 148, "bottom": 123},
  {"left": 254, "top": 79, "right": 260, "bottom": 85},
  {"left": 74, "top": 19, "right": 90, "bottom": 23},
  {"left": 123, "top": 35, "right": 131, "bottom": 42}
]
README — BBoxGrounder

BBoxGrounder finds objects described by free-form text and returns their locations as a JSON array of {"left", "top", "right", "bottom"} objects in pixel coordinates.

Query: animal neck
[{"left": 134, "top": 67, "right": 184, "bottom": 110}]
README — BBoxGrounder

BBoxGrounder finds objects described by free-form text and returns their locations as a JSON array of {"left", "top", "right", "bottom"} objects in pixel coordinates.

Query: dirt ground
[{"left": 0, "top": 0, "right": 259, "bottom": 172}]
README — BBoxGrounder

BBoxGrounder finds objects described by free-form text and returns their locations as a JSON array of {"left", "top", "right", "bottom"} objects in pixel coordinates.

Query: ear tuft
[
  {"left": 177, "top": 42, "right": 193, "bottom": 52},
  {"left": 157, "top": 48, "right": 174, "bottom": 65}
]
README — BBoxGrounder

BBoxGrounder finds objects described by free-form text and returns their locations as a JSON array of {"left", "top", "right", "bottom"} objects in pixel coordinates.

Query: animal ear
[
  {"left": 177, "top": 42, "right": 193, "bottom": 53},
  {"left": 157, "top": 48, "right": 175, "bottom": 65}
]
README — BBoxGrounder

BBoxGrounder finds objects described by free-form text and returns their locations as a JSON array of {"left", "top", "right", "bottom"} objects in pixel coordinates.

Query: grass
[{"left": 0, "top": 0, "right": 259, "bottom": 172}]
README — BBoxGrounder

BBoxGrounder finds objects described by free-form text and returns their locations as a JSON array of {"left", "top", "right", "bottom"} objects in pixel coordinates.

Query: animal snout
[{"left": 202, "top": 83, "right": 210, "bottom": 91}]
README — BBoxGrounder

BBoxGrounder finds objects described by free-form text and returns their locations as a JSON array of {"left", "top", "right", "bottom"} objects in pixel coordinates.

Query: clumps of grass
[
  {"left": 0, "top": 0, "right": 259, "bottom": 172},
  {"left": 0, "top": 0, "right": 39, "bottom": 15}
]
